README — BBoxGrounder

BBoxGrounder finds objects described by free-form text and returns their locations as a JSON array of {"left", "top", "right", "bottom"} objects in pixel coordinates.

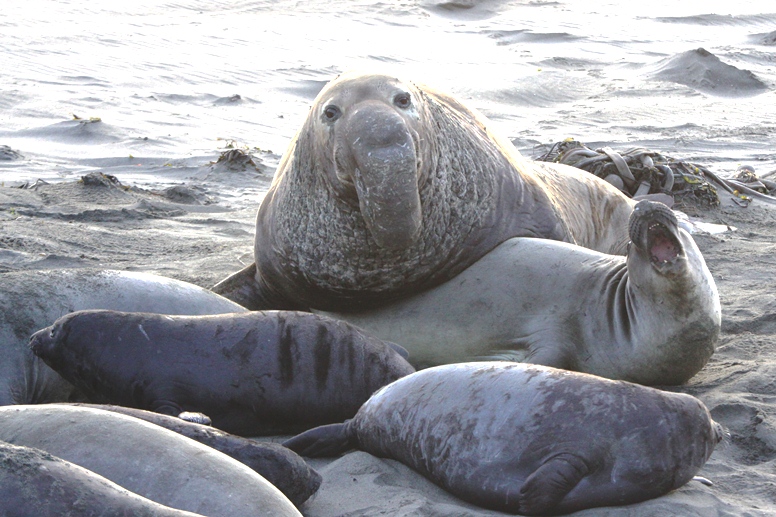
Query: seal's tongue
[{"left": 347, "top": 105, "right": 422, "bottom": 250}]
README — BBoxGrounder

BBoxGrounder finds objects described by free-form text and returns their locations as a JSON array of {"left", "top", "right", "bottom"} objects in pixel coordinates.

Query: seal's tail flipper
[{"left": 283, "top": 422, "right": 357, "bottom": 458}]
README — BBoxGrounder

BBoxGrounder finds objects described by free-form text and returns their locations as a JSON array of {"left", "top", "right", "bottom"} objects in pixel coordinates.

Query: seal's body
[
  {"left": 67, "top": 403, "right": 321, "bottom": 507},
  {"left": 325, "top": 200, "right": 720, "bottom": 385},
  {"left": 285, "top": 362, "right": 722, "bottom": 515},
  {"left": 213, "top": 72, "right": 634, "bottom": 311},
  {"left": 30, "top": 310, "right": 414, "bottom": 435},
  {"left": 0, "top": 404, "right": 301, "bottom": 516},
  {"left": 0, "top": 441, "right": 202, "bottom": 517},
  {"left": 0, "top": 269, "right": 245, "bottom": 406}
]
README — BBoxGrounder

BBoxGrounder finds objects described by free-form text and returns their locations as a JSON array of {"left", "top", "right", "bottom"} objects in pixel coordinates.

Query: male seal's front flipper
[
  {"left": 211, "top": 263, "right": 262, "bottom": 308},
  {"left": 211, "top": 263, "right": 306, "bottom": 310},
  {"left": 518, "top": 453, "right": 589, "bottom": 515}
]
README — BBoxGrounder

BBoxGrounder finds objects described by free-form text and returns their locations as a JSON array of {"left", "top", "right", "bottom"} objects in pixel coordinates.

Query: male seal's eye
[
  {"left": 394, "top": 92, "right": 411, "bottom": 109},
  {"left": 323, "top": 105, "right": 341, "bottom": 122}
]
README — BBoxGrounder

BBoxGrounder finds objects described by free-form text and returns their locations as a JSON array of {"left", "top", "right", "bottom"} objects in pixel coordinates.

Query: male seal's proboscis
[
  {"left": 213, "top": 72, "right": 635, "bottom": 311},
  {"left": 29, "top": 310, "right": 415, "bottom": 436},
  {"left": 323, "top": 200, "right": 720, "bottom": 385},
  {"left": 284, "top": 362, "right": 724, "bottom": 516}
]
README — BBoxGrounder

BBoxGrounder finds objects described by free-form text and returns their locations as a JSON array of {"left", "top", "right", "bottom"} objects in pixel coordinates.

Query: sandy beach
[{"left": 2, "top": 152, "right": 776, "bottom": 515}]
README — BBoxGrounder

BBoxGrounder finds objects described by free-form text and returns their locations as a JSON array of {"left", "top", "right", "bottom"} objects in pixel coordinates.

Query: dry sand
[{"left": 1, "top": 162, "right": 775, "bottom": 516}]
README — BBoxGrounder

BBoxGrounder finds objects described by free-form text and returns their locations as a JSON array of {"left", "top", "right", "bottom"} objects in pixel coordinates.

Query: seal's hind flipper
[
  {"left": 283, "top": 422, "right": 357, "bottom": 458},
  {"left": 518, "top": 453, "right": 589, "bottom": 515}
]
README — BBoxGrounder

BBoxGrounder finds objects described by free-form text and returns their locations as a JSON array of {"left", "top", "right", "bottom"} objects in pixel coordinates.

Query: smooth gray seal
[
  {"left": 284, "top": 362, "right": 723, "bottom": 515},
  {"left": 322, "top": 199, "right": 720, "bottom": 385},
  {"left": 213, "top": 71, "right": 634, "bottom": 311},
  {"left": 29, "top": 310, "right": 415, "bottom": 436},
  {"left": 0, "top": 404, "right": 301, "bottom": 516},
  {"left": 0, "top": 441, "right": 201, "bottom": 517},
  {"left": 67, "top": 403, "right": 321, "bottom": 507},
  {"left": 0, "top": 268, "right": 246, "bottom": 406}
]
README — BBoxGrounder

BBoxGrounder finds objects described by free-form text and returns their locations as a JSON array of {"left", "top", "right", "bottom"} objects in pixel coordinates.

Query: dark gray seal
[
  {"left": 0, "top": 268, "right": 245, "bottom": 406},
  {"left": 0, "top": 441, "right": 201, "bottom": 517},
  {"left": 29, "top": 310, "right": 415, "bottom": 436},
  {"left": 284, "top": 362, "right": 723, "bottom": 515},
  {"left": 0, "top": 404, "right": 301, "bottom": 516},
  {"left": 323, "top": 199, "right": 721, "bottom": 385},
  {"left": 213, "top": 72, "right": 634, "bottom": 311},
  {"left": 67, "top": 403, "right": 321, "bottom": 507}
]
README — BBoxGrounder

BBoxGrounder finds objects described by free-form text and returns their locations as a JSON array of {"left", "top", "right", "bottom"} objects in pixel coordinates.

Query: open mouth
[
  {"left": 647, "top": 221, "right": 680, "bottom": 265},
  {"left": 629, "top": 199, "right": 683, "bottom": 268}
]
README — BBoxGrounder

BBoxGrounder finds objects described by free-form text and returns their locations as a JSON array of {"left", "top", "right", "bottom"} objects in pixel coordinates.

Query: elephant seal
[
  {"left": 30, "top": 310, "right": 415, "bottom": 436},
  {"left": 284, "top": 362, "right": 723, "bottom": 515},
  {"left": 0, "top": 268, "right": 246, "bottom": 406},
  {"left": 0, "top": 441, "right": 201, "bottom": 517},
  {"left": 323, "top": 200, "right": 721, "bottom": 385},
  {"left": 212, "top": 72, "right": 634, "bottom": 311},
  {"left": 0, "top": 404, "right": 301, "bottom": 516},
  {"left": 67, "top": 403, "right": 321, "bottom": 507}
]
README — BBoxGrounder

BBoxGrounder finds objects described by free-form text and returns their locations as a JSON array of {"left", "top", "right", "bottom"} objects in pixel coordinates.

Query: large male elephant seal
[
  {"left": 284, "top": 362, "right": 723, "bottom": 515},
  {"left": 213, "top": 72, "right": 635, "bottom": 311},
  {"left": 30, "top": 310, "right": 415, "bottom": 436},
  {"left": 0, "top": 441, "right": 201, "bottom": 517},
  {"left": 0, "top": 268, "right": 246, "bottom": 406},
  {"left": 0, "top": 404, "right": 302, "bottom": 516},
  {"left": 323, "top": 200, "right": 720, "bottom": 385}
]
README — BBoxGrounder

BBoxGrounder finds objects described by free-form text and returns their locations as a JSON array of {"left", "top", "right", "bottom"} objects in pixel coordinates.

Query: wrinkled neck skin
[
  {"left": 579, "top": 228, "right": 721, "bottom": 384},
  {"left": 257, "top": 80, "right": 564, "bottom": 311}
]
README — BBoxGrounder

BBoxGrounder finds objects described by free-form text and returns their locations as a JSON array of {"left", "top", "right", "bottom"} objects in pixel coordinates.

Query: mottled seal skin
[
  {"left": 213, "top": 72, "right": 634, "bottom": 311},
  {"left": 284, "top": 362, "right": 723, "bottom": 516},
  {"left": 0, "top": 404, "right": 301, "bottom": 517},
  {"left": 67, "top": 403, "right": 321, "bottom": 507},
  {"left": 0, "top": 441, "right": 202, "bottom": 517},
  {"left": 323, "top": 200, "right": 720, "bottom": 385},
  {"left": 30, "top": 310, "right": 415, "bottom": 436},
  {"left": 0, "top": 268, "right": 246, "bottom": 406}
]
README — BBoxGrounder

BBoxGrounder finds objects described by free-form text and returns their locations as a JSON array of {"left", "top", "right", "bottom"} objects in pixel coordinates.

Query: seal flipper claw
[
  {"left": 518, "top": 453, "right": 589, "bottom": 515},
  {"left": 178, "top": 411, "right": 212, "bottom": 426},
  {"left": 283, "top": 421, "right": 357, "bottom": 458},
  {"left": 152, "top": 401, "right": 185, "bottom": 417}
]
